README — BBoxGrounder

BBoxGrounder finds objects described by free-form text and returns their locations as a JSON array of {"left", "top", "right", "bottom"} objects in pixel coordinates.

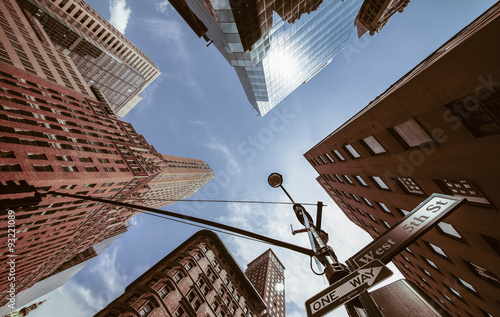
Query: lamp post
[{"left": 268, "top": 173, "right": 350, "bottom": 285}]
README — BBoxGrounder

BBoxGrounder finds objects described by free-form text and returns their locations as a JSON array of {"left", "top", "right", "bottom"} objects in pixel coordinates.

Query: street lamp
[{"left": 268, "top": 173, "right": 350, "bottom": 285}]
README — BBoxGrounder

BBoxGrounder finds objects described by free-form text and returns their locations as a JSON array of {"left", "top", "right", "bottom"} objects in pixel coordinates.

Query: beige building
[{"left": 18, "top": 0, "right": 160, "bottom": 116}]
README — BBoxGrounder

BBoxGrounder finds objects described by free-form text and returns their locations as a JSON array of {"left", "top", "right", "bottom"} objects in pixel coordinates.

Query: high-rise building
[
  {"left": 17, "top": 0, "right": 161, "bottom": 116},
  {"left": 354, "top": 0, "right": 410, "bottom": 37},
  {"left": 94, "top": 230, "right": 268, "bottom": 317},
  {"left": 245, "top": 249, "right": 286, "bottom": 317},
  {"left": 0, "top": 0, "right": 212, "bottom": 311},
  {"left": 305, "top": 4, "right": 500, "bottom": 316},
  {"left": 169, "top": 0, "right": 366, "bottom": 115}
]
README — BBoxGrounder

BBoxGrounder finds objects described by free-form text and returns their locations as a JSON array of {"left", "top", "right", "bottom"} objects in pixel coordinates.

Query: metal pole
[
  {"left": 279, "top": 185, "right": 296, "bottom": 204},
  {"left": 45, "top": 191, "right": 315, "bottom": 257}
]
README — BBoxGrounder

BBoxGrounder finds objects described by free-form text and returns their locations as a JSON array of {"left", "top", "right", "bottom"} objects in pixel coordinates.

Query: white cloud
[
  {"left": 203, "top": 140, "right": 240, "bottom": 172},
  {"left": 109, "top": 0, "right": 132, "bottom": 34},
  {"left": 155, "top": 0, "right": 171, "bottom": 14},
  {"left": 128, "top": 215, "right": 143, "bottom": 227},
  {"left": 142, "top": 18, "right": 182, "bottom": 44},
  {"left": 89, "top": 247, "right": 129, "bottom": 295}
]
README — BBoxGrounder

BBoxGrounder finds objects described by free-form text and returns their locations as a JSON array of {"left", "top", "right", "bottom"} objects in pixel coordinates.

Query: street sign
[
  {"left": 305, "top": 260, "right": 392, "bottom": 317},
  {"left": 347, "top": 193, "right": 465, "bottom": 270}
]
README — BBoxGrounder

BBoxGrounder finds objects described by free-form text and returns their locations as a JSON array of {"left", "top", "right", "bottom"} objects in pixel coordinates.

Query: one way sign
[{"left": 305, "top": 260, "right": 392, "bottom": 317}]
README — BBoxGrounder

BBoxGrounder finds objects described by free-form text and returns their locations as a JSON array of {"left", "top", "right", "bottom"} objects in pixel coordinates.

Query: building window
[
  {"left": 159, "top": 286, "right": 170, "bottom": 298},
  {"left": 194, "top": 253, "right": 202, "bottom": 261},
  {"left": 436, "top": 222, "right": 464, "bottom": 241},
  {"left": 318, "top": 156, "right": 327, "bottom": 164},
  {"left": 362, "top": 197, "right": 373, "bottom": 207},
  {"left": 447, "top": 286, "right": 463, "bottom": 300},
  {"left": 356, "top": 208, "right": 364, "bottom": 216},
  {"left": 174, "top": 306, "right": 185, "bottom": 317},
  {"left": 139, "top": 303, "right": 153, "bottom": 316},
  {"left": 370, "top": 176, "right": 390, "bottom": 190},
  {"left": 313, "top": 158, "right": 321, "bottom": 165},
  {"left": 332, "top": 150, "right": 345, "bottom": 161},
  {"left": 355, "top": 175, "right": 368, "bottom": 187},
  {"left": 343, "top": 175, "right": 354, "bottom": 184},
  {"left": 56, "top": 155, "right": 72, "bottom": 161},
  {"left": 455, "top": 276, "right": 479, "bottom": 295},
  {"left": 391, "top": 119, "right": 433, "bottom": 148},
  {"left": 361, "top": 135, "right": 386, "bottom": 154},
  {"left": 344, "top": 144, "right": 361, "bottom": 159},
  {"left": 425, "top": 258, "right": 439, "bottom": 270},
  {"left": 334, "top": 175, "right": 343, "bottom": 183},
  {"left": 395, "top": 177, "right": 424, "bottom": 195},
  {"left": 368, "top": 214, "right": 377, "bottom": 222},
  {"left": 0, "top": 151, "right": 15, "bottom": 158},
  {"left": 79, "top": 157, "right": 93, "bottom": 162},
  {"left": 463, "top": 260, "right": 500, "bottom": 287},
  {"left": 62, "top": 166, "right": 78, "bottom": 172},
  {"left": 324, "top": 153, "right": 335, "bottom": 163},
  {"left": 438, "top": 179, "right": 491, "bottom": 205},
  {"left": 33, "top": 165, "right": 54, "bottom": 172},
  {"left": 446, "top": 87, "right": 500, "bottom": 136},
  {"left": 173, "top": 272, "right": 184, "bottom": 283},
  {"left": 185, "top": 262, "right": 193, "bottom": 271},
  {"left": 84, "top": 166, "right": 99, "bottom": 172},
  {"left": 377, "top": 202, "right": 391, "bottom": 214},
  {"left": 427, "top": 242, "right": 448, "bottom": 259},
  {"left": 104, "top": 167, "right": 116, "bottom": 172},
  {"left": 27, "top": 153, "right": 47, "bottom": 160},
  {"left": 351, "top": 194, "right": 360, "bottom": 202}
]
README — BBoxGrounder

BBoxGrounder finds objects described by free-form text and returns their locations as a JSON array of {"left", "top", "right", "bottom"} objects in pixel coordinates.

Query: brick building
[
  {"left": 305, "top": 3, "right": 500, "bottom": 316},
  {"left": 94, "top": 230, "right": 268, "bottom": 317},
  {"left": 245, "top": 249, "right": 285, "bottom": 317},
  {"left": 0, "top": 0, "right": 213, "bottom": 310}
]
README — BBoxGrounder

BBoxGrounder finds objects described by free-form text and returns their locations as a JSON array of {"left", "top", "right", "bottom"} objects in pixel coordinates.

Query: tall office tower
[
  {"left": 245, "top": 249, "right": 286, "bottom": 317},
  {"left": 0, "top": 0, "right": 212, "bottom": 310},
  {"left": 17, "top": 0, "right": 161, "bottom": 116},
  {"left": 94, "top": 230, "right": 267, "bottom": 317},
  {"left": 354, "top": 0, "right": 410, "bottom": 37},
  {"left": 305, "top": 4, "right": 500, "bottom": 316},
  {"left": 130, "top": 154, "right": 215, "bottom": 208},
  {"left": 169, "top": 0, "right": 365, "bottom": 116}
]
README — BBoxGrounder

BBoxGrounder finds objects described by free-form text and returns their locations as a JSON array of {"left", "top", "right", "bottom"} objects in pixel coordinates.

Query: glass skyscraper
[{"left": 170, "top": 0, "right": 363, "bottom": 115}]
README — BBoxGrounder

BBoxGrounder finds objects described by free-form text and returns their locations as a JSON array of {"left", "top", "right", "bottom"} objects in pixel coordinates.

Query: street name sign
[
  {"left": 347, "top": 193, "right": 465, "bottom": 270},
  {"left": 305, "top": 260, "right": 392, "bottom": 317}
]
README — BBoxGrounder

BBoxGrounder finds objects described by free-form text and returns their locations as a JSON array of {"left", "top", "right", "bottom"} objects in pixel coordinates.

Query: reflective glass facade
[
  {"left": 171, "top": 0, "right": 363, "bottom": 115},
  {"left": 250, "top": 1, "right": 363, "bottom": 115}
]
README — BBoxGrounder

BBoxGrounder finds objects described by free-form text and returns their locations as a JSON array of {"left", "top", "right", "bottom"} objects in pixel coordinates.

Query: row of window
[
  {"left": 0, "top": 163, "right": 125, "bottom": 173},
  {"left": 326, "top": 172, "right": 492, "bottom": 207},
  {"left": 398, "top": 248, "right": 496, "bottom": 317},
  {"left": 312, "top": 89, "right": 500, "bottom": 168}
]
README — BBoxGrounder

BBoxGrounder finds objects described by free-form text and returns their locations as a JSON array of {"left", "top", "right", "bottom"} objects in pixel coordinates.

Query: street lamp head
[{"left": 268, "top": 173, "right": 283, "bottom": 188}]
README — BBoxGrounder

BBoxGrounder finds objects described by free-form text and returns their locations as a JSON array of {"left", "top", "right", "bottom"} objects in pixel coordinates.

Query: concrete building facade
[{"left": 305, "top": 4, "right": 500, "bottom": 316}]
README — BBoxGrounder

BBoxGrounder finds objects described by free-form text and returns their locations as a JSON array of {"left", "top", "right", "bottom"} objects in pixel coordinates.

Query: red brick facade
[
  {"left": 94, "top": 230, "right": 267, "bottom": 317},
  {"left": 305, "top": 4, "right": 500, "bottom": 316}
]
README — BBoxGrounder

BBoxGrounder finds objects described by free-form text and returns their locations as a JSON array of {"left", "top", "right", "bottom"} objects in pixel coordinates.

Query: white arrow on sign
[{"left": 305, "top": 260, "right": 392, "bottom": 317}]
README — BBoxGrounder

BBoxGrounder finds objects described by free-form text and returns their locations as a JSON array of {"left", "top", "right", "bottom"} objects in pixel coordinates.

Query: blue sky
[{"left": 25, "top": 0, "right": 497, "bottom": 316}]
